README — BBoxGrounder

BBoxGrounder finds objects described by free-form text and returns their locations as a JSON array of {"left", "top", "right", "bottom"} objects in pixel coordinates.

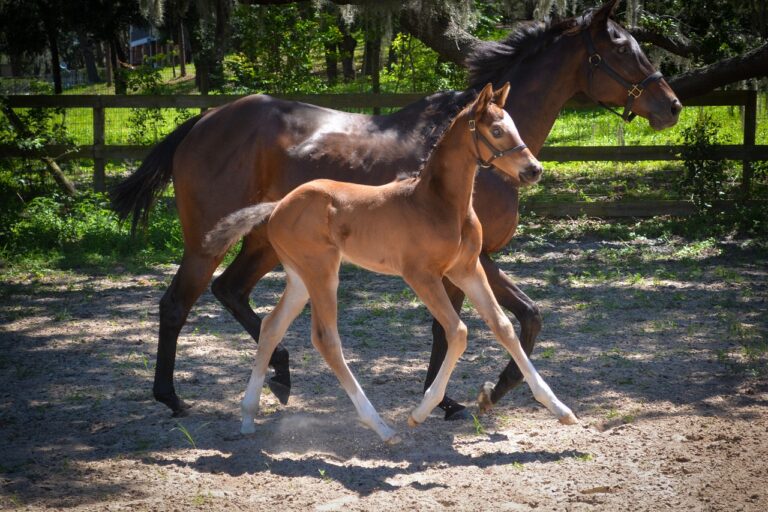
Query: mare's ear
[
  {"left": 493, "top": 82, "right": 511, "bottom": 108},
  {"left": 592, "top": 0, "right": 619, "bottom": 27},
  {"left": 473, "top": 83, "right": 494, "bottom": 114}
]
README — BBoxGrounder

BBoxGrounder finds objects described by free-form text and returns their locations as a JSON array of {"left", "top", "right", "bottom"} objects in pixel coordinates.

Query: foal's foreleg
[
  {"left": 307, "top": 276, "right": 399, "bottom": 444},
  {"left": 478, "top": 252, "right": 543, "bottom": 409},
  {"left": 241, "top": 269, "right": 308, "bottom": 434},
  {"left": 406, "top": 275, "right": 468, "bottom": 427},
  {"left": 212, "top": 234, "right": 292, "bottom": 404},
  {"left": 452, "top": 263, "right": 577, "bottom": 424}
]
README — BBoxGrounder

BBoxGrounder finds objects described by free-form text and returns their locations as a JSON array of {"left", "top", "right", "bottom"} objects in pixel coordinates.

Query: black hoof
[
  {"left": 439, "top": 397, "right": 469, "bottom": 421},
  {"left": 154, "top": 390, "right": 192, "bottom": 416},
  {"left": 268, "top": 377, "right": 291, "bottom": 405}
]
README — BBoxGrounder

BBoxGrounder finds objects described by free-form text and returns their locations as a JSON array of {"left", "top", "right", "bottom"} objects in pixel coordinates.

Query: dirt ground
[{"left": 1, "top": 228, "right": 766, "bottom": 511}]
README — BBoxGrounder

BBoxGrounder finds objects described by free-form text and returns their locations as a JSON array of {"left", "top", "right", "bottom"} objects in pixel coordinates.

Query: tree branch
[
  {"left": 669, "top": 42, "right": 768, "bottom": 100},
  {"left": 628, "top": 27, "right": 700, "bottom": 59}
]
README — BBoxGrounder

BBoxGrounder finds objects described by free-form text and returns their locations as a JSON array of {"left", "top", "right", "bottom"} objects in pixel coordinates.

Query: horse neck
[
  {"left": 414, "top": 115, "right": 478, "bottom": 218},
  {"left": 502, "top": 37, "right": 583, "bottom": 155}
]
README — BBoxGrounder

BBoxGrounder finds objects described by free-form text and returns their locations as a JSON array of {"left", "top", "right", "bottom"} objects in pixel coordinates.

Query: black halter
[
  {"left": 581, "top": 29, "right": 664, "bottom": 122},
  {"left": 468, "top": 118, "right": 527, "bottom": 170}
]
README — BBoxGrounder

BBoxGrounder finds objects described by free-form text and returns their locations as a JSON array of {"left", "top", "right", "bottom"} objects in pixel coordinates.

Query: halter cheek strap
[
  {"left": 581, "top": 29, "right": 664, "bottom": 122},
  {"left": 468, "top": 117, "right": 527, "bottom": 169}
]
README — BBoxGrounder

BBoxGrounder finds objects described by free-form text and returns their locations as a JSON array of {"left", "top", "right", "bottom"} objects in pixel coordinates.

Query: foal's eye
[
  {"left": 491, "top": 128, "right": 502, "bottom": 138},
  {"left": 617, "top": 44, "right": 628, "bottom": 54}
]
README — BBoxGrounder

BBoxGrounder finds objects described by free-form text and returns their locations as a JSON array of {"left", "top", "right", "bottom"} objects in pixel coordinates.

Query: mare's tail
[
  {"left": 203, "top": 202, "right": 279, "bottom": 257},
  {"left": 111, "top": 113, "right": 204, "bottom": 233}
]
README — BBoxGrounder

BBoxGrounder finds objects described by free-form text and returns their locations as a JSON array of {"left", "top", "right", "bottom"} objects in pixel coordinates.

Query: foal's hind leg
[
  {"left": 241, "top": 268, "right": 309, "bottom": 434},
  {"left": 155, "top": 251, "right": 221, "bottom": 415},
  {"left": 405, "top": 274, "right": 468, "bottom": 426},
  {"left": 450, "top": 262, "right": 577, "bottom": 424},
  {"left": 212, "top": 231, "right": 292, "bottom": 404},
  {"left": 477, "top": 252, "right": 543, "bottom": 411}
]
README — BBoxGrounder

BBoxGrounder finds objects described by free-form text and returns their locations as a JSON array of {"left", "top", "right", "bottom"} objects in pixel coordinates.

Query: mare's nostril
[{"left": 671, "top": 99, "right": 682, "bottom": 116}]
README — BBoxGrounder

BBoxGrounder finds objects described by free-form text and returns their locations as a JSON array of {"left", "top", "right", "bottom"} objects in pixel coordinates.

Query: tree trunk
[
  {"left": 179, "top": 21, "right": 187, "bottom": 78},
  {"left": 104, "top": 42, "right": 113, "bottom": 87},
  {"left": 44, "top": 21, "right": 63, "bottom": 94},
  {"left": 78, "top": 31, "right": 101, "bottom": 83},
  {"left": 325, "top": 43, "right": 339, "bottom": 85},
  {"left": 110, "top": 39, "right": 128, "bottom": 95},
  {"left": 340, "top": 31, "right": 357, "bottom": 82}
]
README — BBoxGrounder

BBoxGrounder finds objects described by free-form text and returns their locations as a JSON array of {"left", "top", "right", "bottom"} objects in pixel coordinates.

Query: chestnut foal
[{"left": 205, "top": 84, "right": 577, "bottom": 443}]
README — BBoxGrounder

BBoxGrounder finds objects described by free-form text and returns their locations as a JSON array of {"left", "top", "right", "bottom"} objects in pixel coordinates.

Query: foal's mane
[{"left": 467, "top": 15, "right": 588, "bottom": 89}]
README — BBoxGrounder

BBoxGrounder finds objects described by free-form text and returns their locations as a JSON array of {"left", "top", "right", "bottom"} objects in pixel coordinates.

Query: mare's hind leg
[
  {"left": 405, "top": 274, "right": 468, "bottom": 426},
  {"left": 477, "top": 252, "right": 543, "bottom": 410},
  {"left": 211, "top": 231, "right": 292, "bottom": 404},
  {"left": 155, "top": 251, "right": 221, "bottom": 416},
  {"left": 449, "top": 262, "right": 577, "bottom": 424},
  {"left": 241, "top": 268, "right": 309, "bottom": 434},
  {"left": 303, "top": 264, "right": 398, "bottom": 443},
  {"left": 424, "top": 279, "right": 470, "bottom": 420}
]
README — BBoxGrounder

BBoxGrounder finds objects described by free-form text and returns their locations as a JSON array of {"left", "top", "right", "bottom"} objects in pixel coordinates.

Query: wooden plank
[
  {"left": 2, "top": 90, "right": 748, "bottom": 110},
  {"left": 522, "top": 199, "right": 765, "bottom": 218},
  {"left": 742, "top": 89, "right": 757, "bottom": 199},
  {"left": 92, "top": 106, "right": 106, "bottom": 192},
  {"left": 538, "top": 145, "right": 768, "bottom": 161}
]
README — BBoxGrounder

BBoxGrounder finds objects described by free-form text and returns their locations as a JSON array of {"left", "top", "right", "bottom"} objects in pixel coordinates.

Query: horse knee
[
  {"left": 159, "top": 292, "right": 186, "bottom": 330},
  {"left": 446, "top": 321, "right": 468, "bottom": 355}
]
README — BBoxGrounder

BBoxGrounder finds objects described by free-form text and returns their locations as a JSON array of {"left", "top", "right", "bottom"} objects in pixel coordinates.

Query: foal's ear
[
  {"left": 493, "top": 82, "right": 511, "bottom": 108},
  {"left": 474, "top": 83, "right": 495, "bottom": 113},
  {"left": 592, "top": 0, "right": 619, "bottom": 27}
]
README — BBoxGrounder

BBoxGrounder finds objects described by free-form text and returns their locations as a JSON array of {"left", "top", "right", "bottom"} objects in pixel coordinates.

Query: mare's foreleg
[
  {"left": 478, "top": 252, "right": 543, "bottom": 411},
  {"left": 155, "top": 251, "right": 221, "bottom": 416},
  {"left": 425, "top": 279, "right": 470, "bottom": 420},
  {"left": 212, "top": 233, "right": 292, "bottom": 404},
  {"left": 407, "top": 275, "right": 468, "bottom": 427},
  {"left": 451, "top": 262, "right": 577, "bottom": 424},
  {"left": 241, "top": 268, "right": 309, "bottom": 434}
]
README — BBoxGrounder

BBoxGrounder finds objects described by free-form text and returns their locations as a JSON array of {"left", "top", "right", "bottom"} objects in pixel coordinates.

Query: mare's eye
[
  {"left": 617, "top": 44, "right": 628, "bottom": 54},
  {"left": 491, "top": 127, "right": 502, "bottom": 138}
]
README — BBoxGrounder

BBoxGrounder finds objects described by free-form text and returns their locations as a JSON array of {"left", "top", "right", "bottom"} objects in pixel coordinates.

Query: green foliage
[
  {"left": 381, "top": 33, "right": 466, "bottom": 93},
  {"left": 676, "top": 111, "right": 731, "bottom": 213},
  {"left": 226, "top": 4, "right": 326, "bottom": 93}
]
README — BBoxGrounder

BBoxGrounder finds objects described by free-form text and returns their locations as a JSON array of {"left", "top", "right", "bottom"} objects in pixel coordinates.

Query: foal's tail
[
  {"left": 203, "top": 202, "right": 278, "bottom": 257},
  {"left": 111, "top": 113, "right": 205, "bottom": 234}
]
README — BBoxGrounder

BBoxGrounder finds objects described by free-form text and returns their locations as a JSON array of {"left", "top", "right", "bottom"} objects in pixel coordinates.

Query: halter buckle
[
  {"left": 588, "top": 53, "right": 602, "bottom": 66},
  {"left": 468, "top": 119, "right": 476, "bottom": 131},
  {"left": 628, "top": 84, "right": 643, "bottom": 98}
]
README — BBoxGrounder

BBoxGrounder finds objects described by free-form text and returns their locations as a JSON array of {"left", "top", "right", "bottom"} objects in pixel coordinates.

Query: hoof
[
  {"left": 155, "top": 390, "right": 192, "bottom": 416},
  {"left": 385, "top": 434, "right": 402, "bottom": 445},
  {"left": 267, "top": 378, "right": 291, "bottom": 405},
  {"left": 439, "top": 397, "right": 469, "bottom": 421},
  {"left": 476, "top": 382, "right": 495, "bottom": 414},
  {"left": 240, "top": 422, "right": 256, "bottom": 435},
  {"left": 407, "top": 415, "right": 420, "bottom": 428},
  {"left": 558, "top": 412, "right": 579, "bottom": 425}
]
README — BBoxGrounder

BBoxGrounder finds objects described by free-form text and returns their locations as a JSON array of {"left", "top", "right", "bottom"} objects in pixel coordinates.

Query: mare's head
[
  {"left": 466, "top": 83, "right": 543, "bottom": 187},
  {"left": 576, "top": 0, "right": 681, "bottom": 128}
]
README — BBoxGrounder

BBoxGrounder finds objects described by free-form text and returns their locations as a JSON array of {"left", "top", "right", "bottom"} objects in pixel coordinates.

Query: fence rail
[{"left": 2, "top": 90, "right": 766, "bottom": 216}]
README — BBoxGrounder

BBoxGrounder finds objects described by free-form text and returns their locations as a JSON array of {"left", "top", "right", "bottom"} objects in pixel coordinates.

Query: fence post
[
  {"left": 93, "top": 102, "right": 106, "bottom": 193},
  {"left": 742, "top": 89, "right": 757, "bottom": 200}
]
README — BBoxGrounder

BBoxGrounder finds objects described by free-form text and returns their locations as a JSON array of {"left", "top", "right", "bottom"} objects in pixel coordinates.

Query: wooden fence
[{"left": 1, "top": 90, "right": 766, "bottom": 217}]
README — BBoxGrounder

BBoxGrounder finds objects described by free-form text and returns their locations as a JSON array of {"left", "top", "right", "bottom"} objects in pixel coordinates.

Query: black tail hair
[{"left": 111, "top": 113, "right": 204, "bottom": 233}]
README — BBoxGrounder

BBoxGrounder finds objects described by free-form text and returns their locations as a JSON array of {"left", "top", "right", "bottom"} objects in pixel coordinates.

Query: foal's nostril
[
  {"left": 671, "top": 99, "right": 683, "bottom": 116},
  {"left": 524, "top": 163, "right": 543, "bottom": 181}
]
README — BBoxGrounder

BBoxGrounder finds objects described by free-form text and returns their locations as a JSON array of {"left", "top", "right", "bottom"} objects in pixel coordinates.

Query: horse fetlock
[{"left": 477, "top": 381, "right": 495, "bottom": 413}]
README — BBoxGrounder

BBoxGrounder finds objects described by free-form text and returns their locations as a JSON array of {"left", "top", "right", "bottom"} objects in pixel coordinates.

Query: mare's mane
[{"left": 467, "top": 14, "right": 592, "bottom": 89}]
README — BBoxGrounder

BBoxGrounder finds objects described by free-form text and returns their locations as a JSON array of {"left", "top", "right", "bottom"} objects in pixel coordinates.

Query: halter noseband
[
  {"left": 468, "top": 117, "right": 527, "bottom": 170},
  {"left": 581, "top": 29, "right": 663, "bottom": 122}
]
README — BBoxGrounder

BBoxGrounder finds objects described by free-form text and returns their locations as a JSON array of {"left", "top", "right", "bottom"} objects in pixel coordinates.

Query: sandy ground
[{"left": 1, "top": 232, "right": 766, "bottom": 511}]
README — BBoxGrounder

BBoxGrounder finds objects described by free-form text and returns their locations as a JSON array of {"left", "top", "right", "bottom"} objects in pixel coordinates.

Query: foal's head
[{"left": 467, "top": 83, "right": 543, "bottom": 187}]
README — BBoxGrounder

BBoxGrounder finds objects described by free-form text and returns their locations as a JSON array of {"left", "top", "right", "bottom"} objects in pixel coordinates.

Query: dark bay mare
[{"left": 112, "top": 0, "right": 681, "bottom": 418}]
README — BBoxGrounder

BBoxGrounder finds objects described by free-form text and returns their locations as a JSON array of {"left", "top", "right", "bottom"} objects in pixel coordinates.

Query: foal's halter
[
  {"left": 581, "top": 28, "right": 663, "bottom": 122},
  {"left": 468, "top": 117, "right": 527, "bottom": 170}
]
